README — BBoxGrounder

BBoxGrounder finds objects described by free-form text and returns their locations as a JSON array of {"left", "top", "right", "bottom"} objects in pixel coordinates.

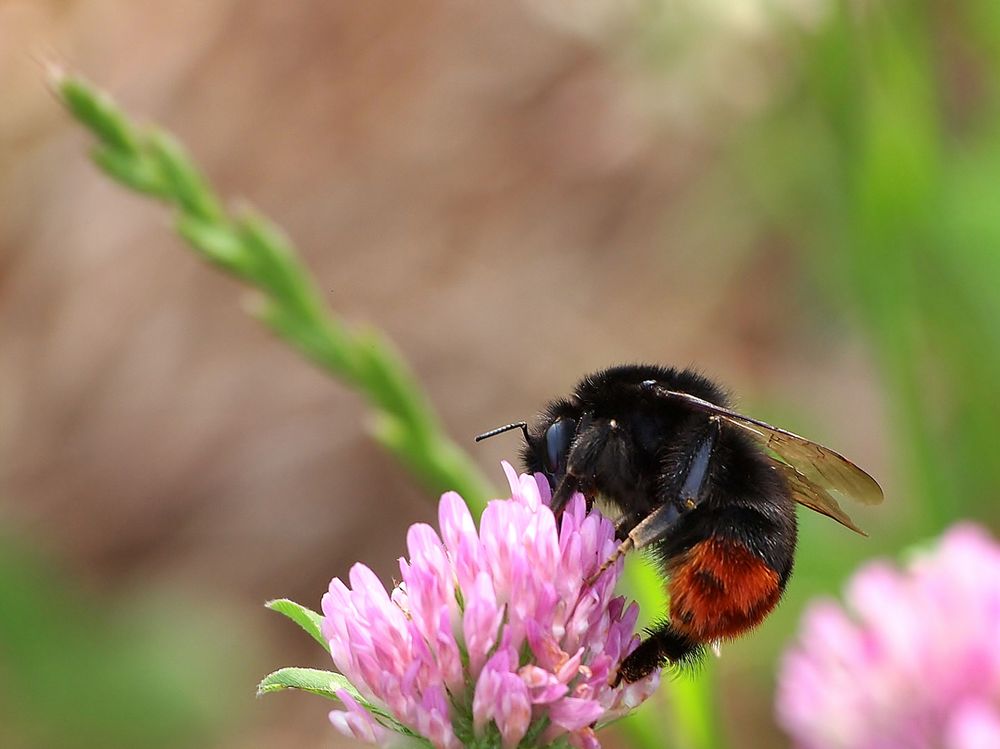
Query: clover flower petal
[
  {"left": 320, "top": 462, "right": 659, "bottom": 748},
  {"left": 329, "top": 690, "right": 390, "bottom": 745},
  {"left": 777, "top": 523, "right": 1000, "bottom": 749}
]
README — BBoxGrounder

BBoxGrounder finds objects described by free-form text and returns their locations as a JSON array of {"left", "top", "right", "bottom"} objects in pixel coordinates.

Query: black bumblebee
[{"left": 476, "top": 364, "right": 883, "bottom": 683}]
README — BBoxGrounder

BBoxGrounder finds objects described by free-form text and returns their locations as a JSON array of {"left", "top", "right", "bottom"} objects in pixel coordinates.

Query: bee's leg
[
  {"left": 613, "top": 622, "right": 702, "bottom": 685},
  {"left": 588, "top": 502, "right": 683, "bottom": 583},
  {"left": 551, "top": 412, "right": 610, "bottom": 515},
  {"left": 614, "top": 510, "right": 647, "bottom": 540},
  {"left": 676, "top": 417, "right": 721, "bottom": 510},
  {"left": 550, "top": 472, "right": 580, "bottom": 515}
]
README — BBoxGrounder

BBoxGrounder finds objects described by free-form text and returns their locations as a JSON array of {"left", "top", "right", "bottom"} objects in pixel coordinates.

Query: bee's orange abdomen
[{"left": 668, "top": 537, "right": 782, "bottom": 642}]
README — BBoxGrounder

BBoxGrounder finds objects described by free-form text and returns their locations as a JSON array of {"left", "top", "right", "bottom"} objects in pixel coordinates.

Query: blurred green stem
[
  {"left": 53, "top": 71, "right": 491, "bottom": 508},
  {"left": 620, "top": 560, "right": 724, "bottom": 749}
]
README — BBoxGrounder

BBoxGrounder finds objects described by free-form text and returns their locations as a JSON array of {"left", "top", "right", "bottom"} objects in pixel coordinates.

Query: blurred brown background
[{"left": 0, "top": 1, "right": 911, "bottom": 747}]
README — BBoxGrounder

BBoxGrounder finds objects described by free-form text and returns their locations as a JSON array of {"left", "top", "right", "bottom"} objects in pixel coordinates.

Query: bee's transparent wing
[
  {"left": 653, "top": 388, "right": 884, "bottom": 524},
  {"left": 769, "top": 460, "right": 866, "bottom": 536}
]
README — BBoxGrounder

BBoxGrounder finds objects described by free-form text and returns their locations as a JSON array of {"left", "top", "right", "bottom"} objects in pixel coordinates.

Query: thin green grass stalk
[
  {"left": 54, "top": 72, "right": 719, "bottom": 749},
  {"left": 52, "top": 70, "right": 492, "bottom": 508},
  {"left": 619, "top": 558, "right": 725, "bottom": 749}
]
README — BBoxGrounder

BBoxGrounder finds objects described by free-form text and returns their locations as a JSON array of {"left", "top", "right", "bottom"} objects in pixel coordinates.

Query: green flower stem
[
  {"left": 53, "top": 71, "right": 492, "bottom": 508},
  {"left": 619, "top": 559, "right": 724, "bottom": 749},
  {"left": 55, "top": 72, "right": 720, "bottom": 749}
]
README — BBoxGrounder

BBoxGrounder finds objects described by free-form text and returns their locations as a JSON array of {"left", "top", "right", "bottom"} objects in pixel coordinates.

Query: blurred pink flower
[
  {"left": 777, "top": 523, "right": 1000, "bottom": 749},
  {"left": 321, "top": 462, "right": 659, "bottom": 749}
]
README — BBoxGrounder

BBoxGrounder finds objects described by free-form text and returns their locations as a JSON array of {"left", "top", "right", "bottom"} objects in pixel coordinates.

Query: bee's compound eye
[{"left": 544, "top": 418, "right": 576, "bottom": 474}]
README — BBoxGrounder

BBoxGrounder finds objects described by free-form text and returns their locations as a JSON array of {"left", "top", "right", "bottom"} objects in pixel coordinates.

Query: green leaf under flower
[
  {"left": 256, "top": 666, "right": 357, "bottom": 700},
  {"left": 265, "top": 599, "right": 328, "bottom": 652},
  {"left": 257, "top": 667, "right": 426, "bottom": 741}
]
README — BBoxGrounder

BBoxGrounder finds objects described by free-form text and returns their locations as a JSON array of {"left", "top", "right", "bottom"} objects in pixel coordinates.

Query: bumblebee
[{"left": 477, "top": 364, "right": 883, "bottom": 683}]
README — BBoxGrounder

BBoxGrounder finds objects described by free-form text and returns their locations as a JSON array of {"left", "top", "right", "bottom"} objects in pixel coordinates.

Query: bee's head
[
  {"left": 475, "top": 402, "right": 580, "bottom": 489},
  {"left": 522, "top": 414, "right": 578, "bottom": 488}
]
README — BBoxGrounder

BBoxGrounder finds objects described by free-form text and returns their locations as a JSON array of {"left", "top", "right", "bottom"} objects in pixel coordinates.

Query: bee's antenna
[{"left": 475, "top": 422, "right": 529, "bottom": 443}]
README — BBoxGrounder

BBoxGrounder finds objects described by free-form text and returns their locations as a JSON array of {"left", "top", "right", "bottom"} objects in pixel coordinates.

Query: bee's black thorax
[{"left": 523, "top": 364, "right": 732, "bottom": 514}]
